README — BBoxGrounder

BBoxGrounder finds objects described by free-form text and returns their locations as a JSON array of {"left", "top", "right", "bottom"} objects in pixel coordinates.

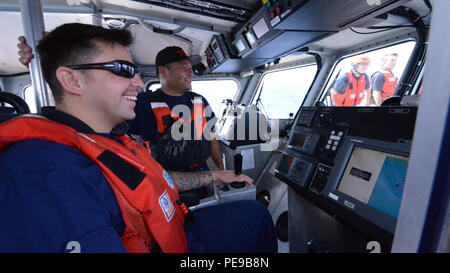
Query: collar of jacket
[{"left": 40, "top": 106, "right": 129, "bottom": 136}]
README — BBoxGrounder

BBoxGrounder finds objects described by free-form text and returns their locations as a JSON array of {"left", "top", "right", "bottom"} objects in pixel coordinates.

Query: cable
[
  {"left": 423, "top": 0, "right": 432, "bottom": 13},
  {"left": 136, "top": 17, "right": 193, "bottom": 51},
  {"left": 349, "top": 27, "right": 400, "bottom": 35},
  {"left": 352, "top": 6, "right": 432, "bottom": 35},
  {"left": 350, "top": 22, "right": 429, "bottom": 35},
  {"left": 0, "top": 71, "right": 30, "bottom": 78},
  {"left": 367, "top": 24, "right": 428, "bottom": 29},
  {"left": 134, "top": 0, "right": 248, "bottom": 22}
]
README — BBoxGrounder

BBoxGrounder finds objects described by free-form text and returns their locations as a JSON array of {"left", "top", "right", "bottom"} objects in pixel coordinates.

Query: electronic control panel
[
  {"left": 205, "top": 34, "right": 235, "bottom": 72},
  {"left": 262, "top": 0, "right": 308, "bottom": 27},
  {"left": 287, "top": 129, "right": 320, "bottom": 155},
  {"left": 275, "top": 106, "right": 417, "bottom": 247},
  {"left": 233, "top": 5, "right": 330, "bottom": 61},
  {"left": 231, "top": 8, "right": 275, "bottom": 58},
  {"left": 262, "top": 0, "right": 410, "bottom": 31}
]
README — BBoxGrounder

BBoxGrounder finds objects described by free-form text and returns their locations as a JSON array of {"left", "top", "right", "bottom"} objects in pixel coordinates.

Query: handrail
[{"left": 20, "top": 0, "right": 53, "bottom": 113}]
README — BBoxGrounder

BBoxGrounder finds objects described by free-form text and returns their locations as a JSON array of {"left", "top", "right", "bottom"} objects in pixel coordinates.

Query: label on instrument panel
[
  {"left": 344, "top": 200, "right": 355, "bottom": 210},
  {"left": 281, "top": 10, "right": 291, "bottom": 18},
  {"left": 271, "top": 16, "right": 280, "bottom": 26},
  {"left": 328, "top": 192, "right": 339, "bottom": 201}
]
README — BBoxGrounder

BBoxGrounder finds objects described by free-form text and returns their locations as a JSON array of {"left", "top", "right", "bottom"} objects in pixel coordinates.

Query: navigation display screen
[
  {"left": 337, "top": 147, "right": 409, "bottom": 219},
  {"left": 291, "top": 133, "right": 307, "bottom": 149},
  {"left": 253, "top": 17, "right": 270, "bottom": 39},
  {"left": 277, "top": 155, "right": 294, "bottom": 176}
]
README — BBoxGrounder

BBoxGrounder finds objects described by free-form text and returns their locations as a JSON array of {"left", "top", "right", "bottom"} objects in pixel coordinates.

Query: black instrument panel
[{"left": 275, "top": 106, "right": 417, "bottom": 250}]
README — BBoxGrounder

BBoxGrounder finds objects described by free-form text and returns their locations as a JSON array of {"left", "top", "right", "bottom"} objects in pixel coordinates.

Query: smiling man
[
  {"left": 128, "top": 46, "right": 226, "bottom": 202},
  {"left": 1, "top": 23, "right": 277, "bottom": 253},
  {"left": 128, "top": 46, "right": 224, "bottom": 174}
]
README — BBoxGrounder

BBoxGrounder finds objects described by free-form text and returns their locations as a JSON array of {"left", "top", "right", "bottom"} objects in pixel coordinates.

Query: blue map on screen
[{"left": 368, "top": 156, "right": 409, "bottom": 219}]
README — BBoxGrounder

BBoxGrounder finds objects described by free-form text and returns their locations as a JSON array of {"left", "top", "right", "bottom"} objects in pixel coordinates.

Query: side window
[
  {"left": 23, "top": 85, "right": 54, "bottom": 113},
  {"left": 147, "top": 79, "right": 239, "bottom": 117},
  {"left": 319, "top": 41, "right": 416, "bottom": 107},
  {"left": 251, "top": 65, "right": 318, "bottom": 119},
  {"left": 147, "top": 82, "right": 161, "bottom": 92},
  {"left": 190, "top": 80, "right": 239, "bottom": 117}
]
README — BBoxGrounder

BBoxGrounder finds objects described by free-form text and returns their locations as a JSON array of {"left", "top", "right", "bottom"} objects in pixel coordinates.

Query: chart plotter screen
[{"left": 337, "top": 147, "right": 409, "bottom": 219}]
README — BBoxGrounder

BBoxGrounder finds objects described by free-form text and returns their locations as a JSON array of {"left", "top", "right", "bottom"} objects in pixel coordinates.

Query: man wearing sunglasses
[{"left": 4, "top": 23, "right": 277, "bottom": 253}]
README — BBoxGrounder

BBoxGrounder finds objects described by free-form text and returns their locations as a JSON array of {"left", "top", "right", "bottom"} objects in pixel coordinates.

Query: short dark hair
[
  {"left": 36, "top": 23, "right": 133, "bottom": 103},
  {"left": 382, "top": 53, "right": 398, "bottom": 63}
]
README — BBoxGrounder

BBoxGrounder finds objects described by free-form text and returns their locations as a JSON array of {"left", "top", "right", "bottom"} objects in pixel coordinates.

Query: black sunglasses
[{"left": 67, "top": 60, "right": 139, "bottom": 78}]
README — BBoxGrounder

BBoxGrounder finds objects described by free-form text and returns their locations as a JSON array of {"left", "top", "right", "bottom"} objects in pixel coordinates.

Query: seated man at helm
[
  {"left": 1, "top": 23, "right": 277, "bottom": 253},
  {"left": 128, "top": 46, "right": 224, "bottom": 201},
  {"left": 128, "top": 46, "right": 224, "bottom": 173}
]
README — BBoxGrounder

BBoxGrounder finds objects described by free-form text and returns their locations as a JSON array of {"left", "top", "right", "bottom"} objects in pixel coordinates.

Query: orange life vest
[
  {"left": 333, "top": 72, "right": 367, "bottom": 106},
  {"left": 148, "top": 91, "right": 211, "bottom": 171},
  {"left": 0, "top": 115, "right": 188, "bottom": 253},
  {"left": 378, "top": 71, "right": 398, "bottom": 101},
  {"left": 149, "top": 92, "right": 207, "bottom": 140}
]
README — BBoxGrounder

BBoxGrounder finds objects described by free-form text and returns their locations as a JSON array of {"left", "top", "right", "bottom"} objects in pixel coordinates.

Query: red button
[
  {"left": 275, "top": 6, "right": 281, "bottom": 14},
  {"left": 270, "top": 11, "right": 275, "bottom": 18}
]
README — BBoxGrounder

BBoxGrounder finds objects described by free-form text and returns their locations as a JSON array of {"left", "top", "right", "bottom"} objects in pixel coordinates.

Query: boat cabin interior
[{"left": 0, "top": 0, "right": 448, "bottom": 253}]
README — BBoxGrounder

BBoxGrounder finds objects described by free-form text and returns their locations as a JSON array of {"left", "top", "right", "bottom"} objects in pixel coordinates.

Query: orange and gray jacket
[
  {"left": 148, "top": 91, "right": 211, "bottom": 171},
  {"left": 333, "top": 72, "right": 368, "bottom": 106}
]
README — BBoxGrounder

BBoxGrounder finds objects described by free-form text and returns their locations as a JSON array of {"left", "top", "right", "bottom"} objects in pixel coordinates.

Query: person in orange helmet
[{"left": 331, "top": 56, "right": 372, "bottom": 106}]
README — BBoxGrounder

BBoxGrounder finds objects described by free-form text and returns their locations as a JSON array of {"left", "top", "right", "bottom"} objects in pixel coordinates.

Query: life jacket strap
[{"left": 176, "top": 200, "right": 196, "bottom": 226}]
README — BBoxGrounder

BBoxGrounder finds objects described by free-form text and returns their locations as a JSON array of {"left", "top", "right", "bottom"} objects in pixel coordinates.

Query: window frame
[
  {"left": 410, "top": 62, "right": 425, "bottom": 96},
  {"left": 317, "top": 38, "right": 417, "bottom": 106}
]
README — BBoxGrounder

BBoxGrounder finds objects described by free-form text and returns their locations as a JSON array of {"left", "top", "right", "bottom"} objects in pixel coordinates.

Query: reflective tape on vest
[
  {"left": 151, "top": 102, "right": 170, "bottom": 109},
  {"left": 191, "top": 98, "right": 203, "bottom": 104}
]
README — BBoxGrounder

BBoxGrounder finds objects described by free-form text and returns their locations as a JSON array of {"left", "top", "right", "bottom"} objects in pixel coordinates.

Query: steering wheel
[{"left": 0, "top": 92, "right": 30, "bottom": 114}]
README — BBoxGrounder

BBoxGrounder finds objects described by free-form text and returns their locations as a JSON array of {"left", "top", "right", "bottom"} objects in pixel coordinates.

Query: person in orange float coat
[
  {"left": 331, "top": 56, "right": 371, "bottom": 107},
  {"left": 371, "top": 53, "right": 399, "bottom": 106}
]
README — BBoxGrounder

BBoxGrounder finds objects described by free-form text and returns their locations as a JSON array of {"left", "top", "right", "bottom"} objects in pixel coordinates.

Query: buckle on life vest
[{"left": 176, "top": 200, "right": 196, "bottom": 226}]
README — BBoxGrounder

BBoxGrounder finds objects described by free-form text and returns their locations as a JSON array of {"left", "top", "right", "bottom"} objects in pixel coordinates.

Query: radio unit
[{"left": 205, "top": 34, "right": 234, "bottom": 72}]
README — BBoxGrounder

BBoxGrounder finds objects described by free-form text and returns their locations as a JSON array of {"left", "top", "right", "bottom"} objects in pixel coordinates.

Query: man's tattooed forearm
[{"left": 168, "top": 171, "right": 214, "bottom": 191}]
